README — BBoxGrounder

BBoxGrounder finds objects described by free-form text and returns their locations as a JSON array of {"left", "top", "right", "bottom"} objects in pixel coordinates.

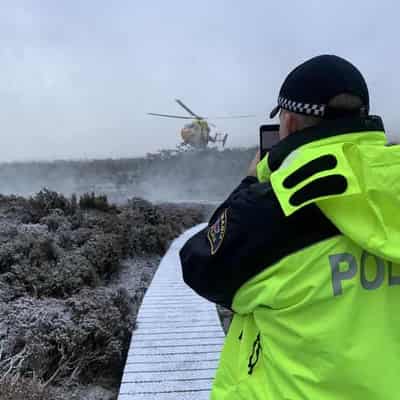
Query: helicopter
[{"left": 148, "top": 99, "right": 255, "bottom": 149}]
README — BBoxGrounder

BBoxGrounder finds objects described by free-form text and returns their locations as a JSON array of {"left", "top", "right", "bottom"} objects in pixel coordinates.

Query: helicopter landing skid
[{"left": 222, "top": 134, "right": 228, "bottom": 147}]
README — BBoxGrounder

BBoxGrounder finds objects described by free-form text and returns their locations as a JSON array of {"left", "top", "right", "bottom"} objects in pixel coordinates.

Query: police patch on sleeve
[{"left": 207, "top": 208, "right": 228, "bottom": 255}]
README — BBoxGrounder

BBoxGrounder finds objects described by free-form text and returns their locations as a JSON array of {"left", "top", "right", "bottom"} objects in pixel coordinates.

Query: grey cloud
[{"left": 0, "top": 0, "right": 398, "bottom": 161}]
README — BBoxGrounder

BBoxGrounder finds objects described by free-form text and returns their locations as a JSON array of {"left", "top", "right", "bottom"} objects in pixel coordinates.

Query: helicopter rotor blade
[
  {"left": 148, "top": 113, "right": 194, "bottom": 120},
  {"left": 175, "top": 99, "right": 203, "bottom": 119},
  {"left": 212, "top": 114, "right": 257, "bottom": 119}
]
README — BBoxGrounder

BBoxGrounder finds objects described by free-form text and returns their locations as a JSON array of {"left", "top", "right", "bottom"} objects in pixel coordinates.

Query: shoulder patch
[{"left": 207, "top": 208, "right": 228, "bottom": 255}]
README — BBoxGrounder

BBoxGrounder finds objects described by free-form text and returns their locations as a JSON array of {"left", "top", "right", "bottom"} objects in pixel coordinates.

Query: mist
[
  {"left": 0, "top": 0, "right": 399, "bottom": 162},
  {"left": 0, "top": 148, "right": 256, "bottom": 205}
]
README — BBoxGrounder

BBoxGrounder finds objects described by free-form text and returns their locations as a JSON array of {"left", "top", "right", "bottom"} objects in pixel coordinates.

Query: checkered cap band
[{"left": 278, "top": 96, "right": 326, "bottom": 117}]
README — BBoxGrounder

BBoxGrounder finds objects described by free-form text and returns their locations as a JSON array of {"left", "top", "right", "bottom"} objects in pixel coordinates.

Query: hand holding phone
[
  {"left": 247, "top": 151, "right": 260, "bottom": 177},
  {"left": 260, "top": 124, "right": 280, "bottom": 159}
]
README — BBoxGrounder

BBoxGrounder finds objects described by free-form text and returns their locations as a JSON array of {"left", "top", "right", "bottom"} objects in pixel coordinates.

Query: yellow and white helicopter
[{"left": 148, "top": 99, "right": 254, "bottom": 149}]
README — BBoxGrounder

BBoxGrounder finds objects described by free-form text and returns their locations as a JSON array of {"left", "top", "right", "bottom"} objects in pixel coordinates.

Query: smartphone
[{"left": 260, "top": 124, "right": 280, "bottom": 159}]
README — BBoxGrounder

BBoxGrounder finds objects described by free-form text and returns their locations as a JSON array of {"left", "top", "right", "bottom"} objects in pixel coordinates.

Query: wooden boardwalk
[{"left": 118, "top": 224, "right": 225, "bottom": 400}]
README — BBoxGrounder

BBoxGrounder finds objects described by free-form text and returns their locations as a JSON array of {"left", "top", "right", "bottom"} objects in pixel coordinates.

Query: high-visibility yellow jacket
[{"left": 180, "top": 116, "right": 400, "bottom": 399}]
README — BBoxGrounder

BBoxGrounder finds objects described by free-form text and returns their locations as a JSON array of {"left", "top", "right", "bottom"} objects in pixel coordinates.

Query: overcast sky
[{"left": 0, "top": 0, "right": 398, "bottom": 161}]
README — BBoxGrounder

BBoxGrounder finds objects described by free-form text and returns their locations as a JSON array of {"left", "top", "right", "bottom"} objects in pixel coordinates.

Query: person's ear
[
  {"left": 279, "top": 111, "right": 295, "bottom": 139},
  {"left": 286, "top": 112, "right": 299, "bottom": 135}
]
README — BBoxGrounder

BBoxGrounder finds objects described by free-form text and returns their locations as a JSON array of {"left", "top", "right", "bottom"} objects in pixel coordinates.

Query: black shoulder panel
[
  {"left": 283, "top": 154, "right": 338, "bottom": 188},
  {"left": 289, "top": 175, "right": 348, "bottom": 206},
  {"left": 180, "top": 178, "right": 340, "bottom": 308}
]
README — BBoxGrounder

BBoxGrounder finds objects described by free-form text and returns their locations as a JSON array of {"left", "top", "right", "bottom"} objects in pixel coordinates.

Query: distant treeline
[{"left": 0, "top": 147, "right": 256, "bottom": 202}]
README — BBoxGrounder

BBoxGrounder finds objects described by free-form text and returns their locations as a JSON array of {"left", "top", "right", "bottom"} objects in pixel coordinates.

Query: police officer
[{"left": 180, "top": 54, "right": 400, "bottom": 399}]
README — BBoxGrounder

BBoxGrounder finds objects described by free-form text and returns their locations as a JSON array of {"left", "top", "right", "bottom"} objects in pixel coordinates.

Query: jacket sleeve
[
  {"left": 179, "top": 176, "right": 288, "bottom": 309},
  {"left": 180, "top": 175, "right": 339, "bottom": 310}
]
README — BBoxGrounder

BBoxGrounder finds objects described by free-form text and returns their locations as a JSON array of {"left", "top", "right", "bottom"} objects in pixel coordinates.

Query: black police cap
[{"left": 270, "top": 55, "right": 369, "bottom": 119}]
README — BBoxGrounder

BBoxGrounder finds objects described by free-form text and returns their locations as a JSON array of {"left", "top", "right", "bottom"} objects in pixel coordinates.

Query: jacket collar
[{"left": 268, "top": 115, "right": 385, "bottom": 172}]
